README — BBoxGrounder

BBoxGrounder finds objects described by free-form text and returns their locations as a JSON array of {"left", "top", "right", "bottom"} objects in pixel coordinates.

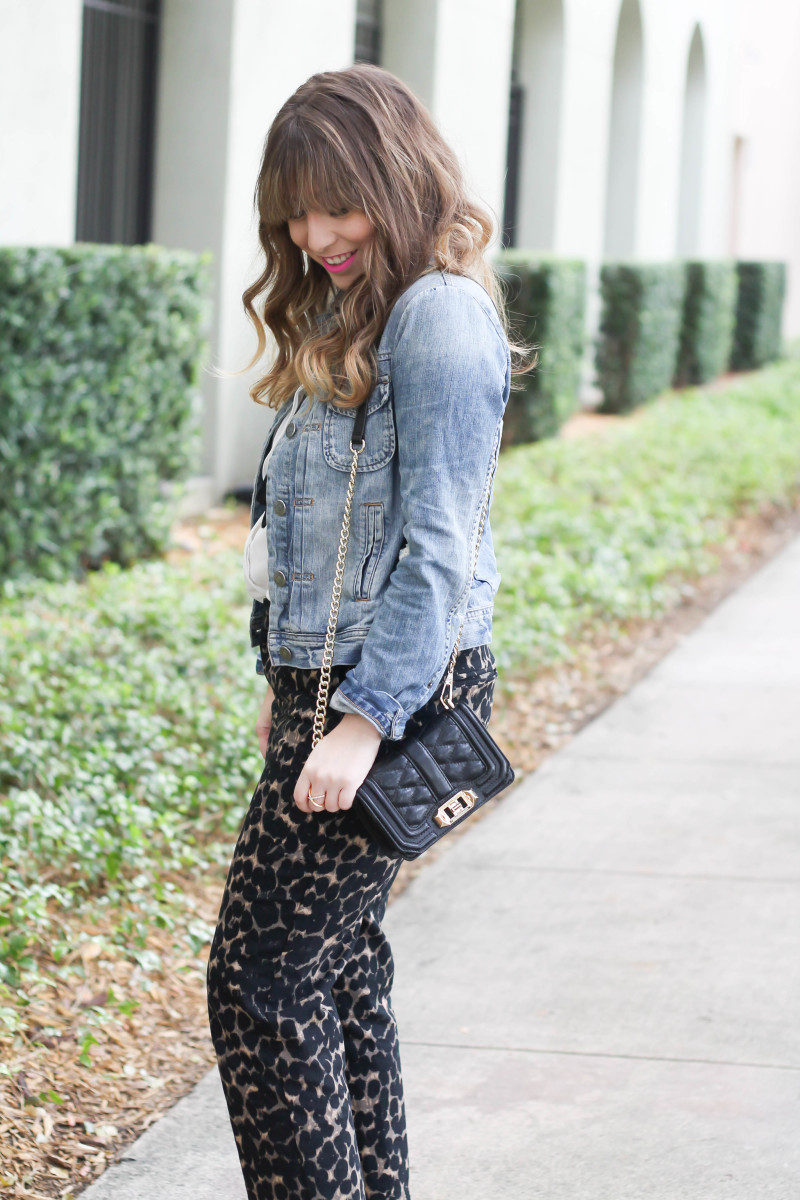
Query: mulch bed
[{"left": 3, "top": 414, "right": 800, "bottom": 1197}]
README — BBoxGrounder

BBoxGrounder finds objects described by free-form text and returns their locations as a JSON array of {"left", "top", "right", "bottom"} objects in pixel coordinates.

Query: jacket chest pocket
[{"left": 321, "top": 375, "right": 395, "bottom": 473}]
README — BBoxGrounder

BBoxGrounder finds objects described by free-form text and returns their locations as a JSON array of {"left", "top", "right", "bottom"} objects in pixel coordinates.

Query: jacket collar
[{"left": 313, "top": 258, "right": 437, "bottom": 329}]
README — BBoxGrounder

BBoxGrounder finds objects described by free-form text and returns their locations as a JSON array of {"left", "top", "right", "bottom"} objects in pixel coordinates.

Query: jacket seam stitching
[{"left": 389, "top": 282, "right": 508, "bottom": 364}]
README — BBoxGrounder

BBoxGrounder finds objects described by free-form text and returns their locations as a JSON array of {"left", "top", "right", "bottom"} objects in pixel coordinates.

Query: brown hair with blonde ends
[{"left": 241, "top": 63, "right": 537, "bottom": 412}]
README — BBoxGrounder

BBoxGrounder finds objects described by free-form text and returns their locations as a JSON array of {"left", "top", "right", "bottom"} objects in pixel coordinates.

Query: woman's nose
[{"left": 305, "top": 213, "right": 337, "bottom": 254}]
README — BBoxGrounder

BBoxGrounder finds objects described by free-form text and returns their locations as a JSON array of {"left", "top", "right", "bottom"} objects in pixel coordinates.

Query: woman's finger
[
  {"left": 295, "top": 770, "right": 330, "bottom": 813},
  {"left": 256, "top": 691, "right": 273, "bottom": 758},
  {"left": 308, "top": 784, "right": 330, "bottom": 814},
  {"left": 293, "top": 770, "right": 311, "bottom": 810},
  {"left": 336, "top": 788, "right": 356, "bottom": 811},
  {"left": 257, "top": 717, "right": 271, "bottom": 755},
  {"left": 323, "top": 789, "right": 342, "bottom": 813}
]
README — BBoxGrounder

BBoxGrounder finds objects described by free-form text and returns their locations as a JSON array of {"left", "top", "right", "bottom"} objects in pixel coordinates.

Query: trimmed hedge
[
  {"left": 673, "top": 259, "right": 738, "bottom": 386},
  {"left": 594, "top": 262, "right": 687, "bottom": 413},
  {"left": 730, "top": 260, "right": 787, "bottom": 369},
  {"left": 491, "top": 351, "right": 800, "bottom": 676},
  {"left": 0, "top": 243, "right": 212, "bottom": 583},
  {"left": 495, "top": 251, "right": 586, "bottom": 442}
]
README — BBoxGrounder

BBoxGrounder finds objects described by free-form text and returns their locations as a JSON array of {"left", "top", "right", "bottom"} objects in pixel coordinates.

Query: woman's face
[{"left": 287, "top": 208, "right": 373, "bottom": 289}]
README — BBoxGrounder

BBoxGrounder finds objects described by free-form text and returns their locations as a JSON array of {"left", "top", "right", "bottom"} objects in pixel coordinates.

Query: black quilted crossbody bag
[{"left": 308, "top": 393, "right": 515, "bottom": 860}]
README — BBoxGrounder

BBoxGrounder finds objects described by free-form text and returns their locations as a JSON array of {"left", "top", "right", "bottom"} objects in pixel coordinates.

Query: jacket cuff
[
  {"left": 329, "top": 678, "right": 409, "bottom": 740},
  {"left": 255, "top": 648, "right": 266, "bottom": 676}
]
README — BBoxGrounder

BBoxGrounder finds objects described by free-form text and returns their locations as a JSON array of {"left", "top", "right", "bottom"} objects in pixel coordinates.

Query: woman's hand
[
  {"left": 256, "top": 685, "right": 275, "bottom": 758},
  {"left": 294, "top": 713, "right": 382, "bottom": 814}
]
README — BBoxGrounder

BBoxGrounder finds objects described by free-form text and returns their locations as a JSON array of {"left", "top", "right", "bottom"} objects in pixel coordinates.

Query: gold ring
[{"left": 308, "top": 793, "right": 326, "bottom": 809}]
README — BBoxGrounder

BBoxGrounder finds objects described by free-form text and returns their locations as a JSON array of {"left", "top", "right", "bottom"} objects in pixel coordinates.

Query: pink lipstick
[{"left": 321, "top": 250, "right": 357, "bottom": 274}]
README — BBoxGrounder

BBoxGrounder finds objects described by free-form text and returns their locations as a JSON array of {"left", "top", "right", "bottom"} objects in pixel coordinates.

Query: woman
[{"left": 206, "top": 63, "right": 533, "bottom": 1200}]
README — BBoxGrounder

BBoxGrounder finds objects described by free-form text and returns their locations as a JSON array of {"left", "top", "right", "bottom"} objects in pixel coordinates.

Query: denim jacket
[{"left": 248, "top": 268, "right": 511, "bottom": 740}]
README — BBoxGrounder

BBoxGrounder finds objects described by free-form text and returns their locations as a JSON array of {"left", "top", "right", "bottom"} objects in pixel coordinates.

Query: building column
[
  {"left": 152, "top": 0, "right": 357, "bottom": 507},
  {"left": 554, "top": 0, "right": 617, "bottom": 261},
  {"left": 635, "top": 7, "right": 699, "bottom": 258},
  {"left": 549, "top": 0, "right": 618, "bottom": 402},
  {"left": 429, "top": 0, "right": 517, "bottom": 255}
]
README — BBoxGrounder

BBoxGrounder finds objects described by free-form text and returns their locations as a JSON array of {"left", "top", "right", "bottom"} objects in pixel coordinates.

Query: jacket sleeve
[{"left": 328, "top": 285, "right": 509, "bottom": 740}]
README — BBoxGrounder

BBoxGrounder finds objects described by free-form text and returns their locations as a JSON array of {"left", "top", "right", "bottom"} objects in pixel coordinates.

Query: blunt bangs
[{"left": 261, "top": 116, "right": 367, "bottom": 229}]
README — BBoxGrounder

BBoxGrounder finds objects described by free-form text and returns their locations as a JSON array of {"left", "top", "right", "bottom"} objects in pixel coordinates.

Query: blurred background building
[{"left": 1, "top": 0, "right": 798, "bottom": 509}]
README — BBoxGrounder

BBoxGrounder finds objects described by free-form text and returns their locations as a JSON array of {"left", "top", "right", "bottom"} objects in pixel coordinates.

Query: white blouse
[{"left": 243, "top": 387, "right": 310, "bottom": 602}]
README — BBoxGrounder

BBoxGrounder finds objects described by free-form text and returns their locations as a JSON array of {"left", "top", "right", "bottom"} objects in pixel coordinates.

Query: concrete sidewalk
[{"left": 82, "top": 534, "right": 800, "bottom": 1199}]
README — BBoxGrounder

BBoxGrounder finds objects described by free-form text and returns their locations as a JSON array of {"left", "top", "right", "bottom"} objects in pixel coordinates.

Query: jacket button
[
  {"left": 273, "top": 569, "right": 287, "bottom": 586},
  {"left": 273, "top": 499, "right": 286, "bottom": 515},
  {"left": 285, "top": 422, "right": 297, "bottom": 438},
  {"left": 278, "top": 646, "right": 292, "bottom": 661}
]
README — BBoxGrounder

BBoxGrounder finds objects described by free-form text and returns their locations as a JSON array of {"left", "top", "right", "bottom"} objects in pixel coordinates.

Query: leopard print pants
[{"left": 206, "top": 641, "right": 498, "bottom": 1200}]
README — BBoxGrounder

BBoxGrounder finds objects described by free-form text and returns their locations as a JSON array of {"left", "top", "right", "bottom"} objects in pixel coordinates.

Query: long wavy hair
[{"left": 239, "top": 63, "right": 537, "bottom": 411}]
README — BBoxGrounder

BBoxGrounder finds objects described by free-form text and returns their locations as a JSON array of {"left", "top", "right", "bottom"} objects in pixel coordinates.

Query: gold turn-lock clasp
[
  {"left": 440, "top": 672, "right": 455, "bottom": 710},
  {"left": 434, "top": 789, "right": 477, "bottom": 828}
]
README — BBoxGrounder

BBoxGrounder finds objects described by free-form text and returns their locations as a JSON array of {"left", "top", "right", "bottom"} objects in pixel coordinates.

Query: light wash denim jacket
[{"left": 248, "top": 268, "right": 511, "bottom": 740}]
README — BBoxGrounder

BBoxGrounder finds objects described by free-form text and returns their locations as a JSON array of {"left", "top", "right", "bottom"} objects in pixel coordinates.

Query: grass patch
[{"left": 0, "top": 555, "right": 261, "bottom": 1018}]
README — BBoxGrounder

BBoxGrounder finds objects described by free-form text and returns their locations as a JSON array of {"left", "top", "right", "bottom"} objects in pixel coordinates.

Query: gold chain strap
[
  {"left": 310, "top": 414, "right": 503, "bottom": 752},
  {"left": 439, "top": 417, "right": 503, "bottom": 709},
  {"left": 309, "top": 431, "right": 365, "bottom": 750}
]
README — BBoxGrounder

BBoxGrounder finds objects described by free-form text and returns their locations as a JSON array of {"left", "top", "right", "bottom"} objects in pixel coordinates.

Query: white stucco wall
[
  {"left": 152, "top": 0, "right": 358, "bottom": 504},
  {"left": 150, "top": 0, "right": 235, "bottom": 491},
  {"left": 0, "top": 0, "right": 83, "bottom": 245},
  {"left": 429, "top": 0, "right": 516, "bottom": 248},
  {"left": 382, "top": 0, "right": 516, "bottom": 251},
  {"left": 0, "top": 0, "right": 798, "bottom": 506},
  {"left": 533, "top": 0, "right": 738, "bottom": 263},
  {"left": 382, "top": 0, "right": 438, "bottom": 111},
  {"left": 732, "top": 0, "right": 800, "bottom": 338},
  {"left": 518, "top": 0, "right": 741, "bottom": 400},
  {"left": 514, "top": 0, "right": 566, "bottom": 253}
]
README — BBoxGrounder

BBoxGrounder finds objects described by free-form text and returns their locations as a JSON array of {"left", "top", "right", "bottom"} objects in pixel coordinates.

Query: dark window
[
  {"left": 502, "top": 72, "right": 524, "bottom": 250},
  {"left": 75, "top": 0, "right": 161, "bottom": 245},
  {"left": 354, "top": 0, "right": 382, "bottom": 65}
]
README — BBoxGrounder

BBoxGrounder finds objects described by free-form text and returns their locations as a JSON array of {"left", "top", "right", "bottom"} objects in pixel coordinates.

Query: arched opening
[
  {"left": 676, "top": 23, "right": 708, "bottom": 256},
  {"left": 503, "top": 0, "right": 564, "bottom": 250},
  {"left": 602, "top": 0, "right": 644, "bottom": 258}
]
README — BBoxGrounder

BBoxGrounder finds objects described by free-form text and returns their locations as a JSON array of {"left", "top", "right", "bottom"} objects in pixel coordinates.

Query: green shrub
[
  {"left": 0, "top": 554, "right": 260, "bottom": 992},
  {"left": 594, "top": 261, "right": 686, "bottom": 413},
  {"left": 495, "top": 251, "right": 586, "bottom": 441},
  {"left": 0, "top": 243, "right": 212, "bottom": 583},
  {"left": 491, "top": 356, "right": 800, "bottom": 676},
  {"left": 673, "top": 259, "right": 738, "bottom": 385},
  {"left": 730, "top": 260, "right": 787, "bottom": 369}
]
